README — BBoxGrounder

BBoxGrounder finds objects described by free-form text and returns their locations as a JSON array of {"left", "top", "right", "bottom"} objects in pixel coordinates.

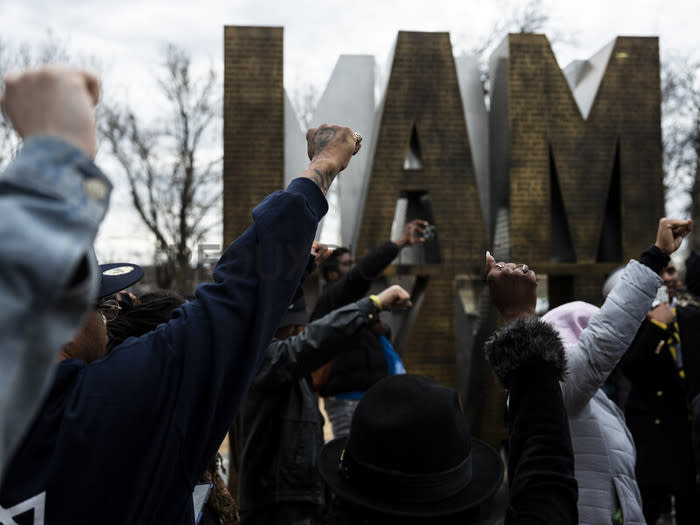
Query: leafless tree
[
  {"left": 0, "top": 38, "right": 21, "bottom": 169},
  {"left": 661, "top": 53, "right": 700, "bottom": 249},
  {"left": 457, "top": 0, "right": 578, "bottom": 97},
  {"left": 291, "top": 83, "right": 320, "bottom": 129},
  {"left": 1, "top": 30, "right": 95, "bottom": 169},
  {"left": 100, "top": 44, "right": 221, "bottom": 291}
]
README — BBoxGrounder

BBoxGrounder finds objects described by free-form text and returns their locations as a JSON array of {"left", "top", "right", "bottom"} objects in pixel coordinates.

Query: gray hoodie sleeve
[{"left": 560, "top": 259, "right": 662, "bottom": 414}]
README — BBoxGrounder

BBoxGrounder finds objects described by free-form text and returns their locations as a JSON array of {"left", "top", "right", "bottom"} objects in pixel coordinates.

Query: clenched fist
[
  {"left": 654, "top": 218, "right": 692, "bottom": 255},
  {"left": 1, "top": 66, "right": 100, "bottom": 158},
  {"left": 375, "top": 285, "right": 412, "bottom": 311},
  {"left": 302, "top": 124, "right": 361, "bottom": 195},
  {"left": 485, "top": 252, "right": 537, "bottom": 324}
]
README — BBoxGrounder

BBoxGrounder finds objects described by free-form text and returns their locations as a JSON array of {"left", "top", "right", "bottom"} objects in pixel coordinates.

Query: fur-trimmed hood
[{"left": 484, "top": 317, "right": 567, "bottom": 387}]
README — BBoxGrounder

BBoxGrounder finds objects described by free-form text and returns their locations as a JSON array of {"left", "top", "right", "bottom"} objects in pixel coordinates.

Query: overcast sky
[{"left": 1, "top": 0, "right": 696, "bottom": 263}]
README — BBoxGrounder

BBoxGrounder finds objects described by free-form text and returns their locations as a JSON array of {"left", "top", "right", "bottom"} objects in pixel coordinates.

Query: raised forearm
[
  {"left": 485, "top": 318, "right": 576, "bottom": 525},
  {"left": 256, "top": 299, "right": 376, "bottom": 388}
]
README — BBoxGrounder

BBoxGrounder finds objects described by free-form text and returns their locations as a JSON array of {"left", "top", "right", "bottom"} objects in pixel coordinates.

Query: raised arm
[
  {"left": 311, "top": 220, "right": 426, "bottom": 318},
  {"left": 484, "top": 254, "right": 578, "bottom": 525},
  {"left": 0, "top": 66, "right": 109, "bottom": 475},
  {"left": 255, "top": 286, "right": 411, "bottom": 389},
  {"left": 560, "top": 218, "right": 690, "bottom": 413},
  {"left": 82, "top": 124, "right": 361, "bottom": 484}
]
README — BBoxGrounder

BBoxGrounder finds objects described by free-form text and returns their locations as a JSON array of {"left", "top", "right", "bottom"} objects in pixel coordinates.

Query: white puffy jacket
[{"left": 543, "top": 259, "right": 661, "bottom": 525}]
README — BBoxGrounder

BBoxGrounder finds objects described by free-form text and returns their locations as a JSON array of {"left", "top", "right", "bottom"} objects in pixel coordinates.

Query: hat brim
[
  {"left": 98, "top": 263, "right": 144, "bottom": 299},
  {"left": 318, "top": 436, "right": 504, "bottom": 518}
]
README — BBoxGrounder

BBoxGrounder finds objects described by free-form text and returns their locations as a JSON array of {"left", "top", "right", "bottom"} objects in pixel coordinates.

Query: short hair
[
  {"left": 320, "top": 247, "right": 351, "bottom": 282},
  {"left": 106, "top": 290, "right": 185, "bottom": 352}
]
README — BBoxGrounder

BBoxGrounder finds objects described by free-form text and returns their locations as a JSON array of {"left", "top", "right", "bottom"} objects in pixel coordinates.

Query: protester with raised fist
[
  {"left": 542, "top": 217, "right": 691, "bottom": 525},
  {"left": 0, "top": 66, "right": 109, "bottom": 477},
  {"left": 231, "top": 283, "right": 411, "bottom": 525},
  {"left": 316, "top": 255, "right": 577, "bottom": 524},
  {"left": 311, "top": 219, "right": 427, "bottom": 438},
  {"left": 0, "top": 117, "right": 361, "bottom": 525}
]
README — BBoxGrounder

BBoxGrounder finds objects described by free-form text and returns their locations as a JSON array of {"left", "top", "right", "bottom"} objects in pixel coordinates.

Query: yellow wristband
[{"left": 369, "top": 295, "right": 382, "bottom": 311}]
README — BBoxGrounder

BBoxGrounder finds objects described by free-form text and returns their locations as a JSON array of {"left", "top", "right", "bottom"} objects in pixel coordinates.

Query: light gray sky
[{"left": 1, "top": 0, "right": 696, "bottom": 263}]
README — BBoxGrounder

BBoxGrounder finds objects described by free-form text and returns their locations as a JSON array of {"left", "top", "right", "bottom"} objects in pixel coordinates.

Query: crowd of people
[{"left": 1, "top": 64, "right": 699, "bottom": 525}]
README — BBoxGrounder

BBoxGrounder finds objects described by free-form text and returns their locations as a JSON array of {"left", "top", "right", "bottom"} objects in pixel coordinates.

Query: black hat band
[{"left": 338, "top": 447, "right": 473, "bottom": 503}]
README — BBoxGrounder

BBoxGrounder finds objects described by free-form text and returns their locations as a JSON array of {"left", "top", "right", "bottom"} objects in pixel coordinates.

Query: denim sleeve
[{"left": 0, "top": 136, "right": 111, "bottom": 476}]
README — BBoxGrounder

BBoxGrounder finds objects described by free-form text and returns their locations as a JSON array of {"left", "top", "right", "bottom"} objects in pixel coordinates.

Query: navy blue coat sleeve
[{"left": 81, "top": 178, "right": 327, "bottom": 487}]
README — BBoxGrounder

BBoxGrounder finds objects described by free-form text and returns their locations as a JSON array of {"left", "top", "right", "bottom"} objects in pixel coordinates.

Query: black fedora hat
[{"left": 318, "top": 374, "right": 503, "bottom": 518}]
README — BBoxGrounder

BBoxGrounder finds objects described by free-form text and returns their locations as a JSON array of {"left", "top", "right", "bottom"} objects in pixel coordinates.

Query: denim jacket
[{"left": 0, "top": 136, "right": 111, "bottom": 476}]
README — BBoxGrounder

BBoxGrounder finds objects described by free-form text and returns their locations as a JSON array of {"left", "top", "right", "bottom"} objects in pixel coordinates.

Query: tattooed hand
[{"left": 301, "top": 124, "right": 361, "bottom": 195}]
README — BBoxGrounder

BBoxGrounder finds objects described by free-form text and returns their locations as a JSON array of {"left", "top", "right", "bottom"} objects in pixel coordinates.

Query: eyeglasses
[{"left": 96, "top": 299, "right": 122, "bottom": 322}]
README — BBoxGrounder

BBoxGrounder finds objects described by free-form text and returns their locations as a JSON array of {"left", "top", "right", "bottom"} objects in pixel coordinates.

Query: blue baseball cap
[{"left": 98, "top": 263, "right": 144, "bottom": 299}]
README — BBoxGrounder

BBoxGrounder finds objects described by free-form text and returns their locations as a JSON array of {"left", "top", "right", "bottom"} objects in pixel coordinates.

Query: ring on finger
[
  {"left": 517, "top": 264, "right": 529, "bottom": 274},
  {"left": 353, "top": 131, "right": 363, "bottom": 144},
  {"left": 495, "top": 263, "right": 505, "bottom": 269}
]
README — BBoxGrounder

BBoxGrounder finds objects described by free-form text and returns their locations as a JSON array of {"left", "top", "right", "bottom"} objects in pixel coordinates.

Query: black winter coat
[
  {"left": 485, "top": 317, "right": 579, "bottom": 524},
  {"left": 620, "top": 311, "right": 698, "bottom": 493}
]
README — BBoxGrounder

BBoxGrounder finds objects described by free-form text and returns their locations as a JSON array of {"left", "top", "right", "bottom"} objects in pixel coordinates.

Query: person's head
[
  {"left": 542, "top": 301, "right": 599, "bottom": 348},
  {"left": 321, "top": 247, "right": 353, "bottom": 282},
  {"left": 661, "top": 260, "right": 682, "bottom": 299},
  {"left": 318, "top": 375, "right": 503, "bottom": 524},
  {"left": 60, "top": 263, "right": 143, "bottom": 363},
  {"left": 106, "top": 290, "right": 185, "bottom": 352},
  {"left": 275, "top": 288, "right": 307, "bottom": 340},
  {"left": 601, "top": 267, "right": 625, "bottom": 300}
]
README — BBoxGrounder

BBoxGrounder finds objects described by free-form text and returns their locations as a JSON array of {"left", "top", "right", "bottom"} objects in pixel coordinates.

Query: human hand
[
  {"left": 394, "top": 219, "right": 429, "bottom": 248},
  {"left": 311, "top": 241, "right": 332, "bottom": 265},
  {"left": 375, "top": 285, "right": 412, "bottom": 311},
  {"left": 654, "top": 218, "right": 692, "bottom": 255},
  {"left": 303, "top": 124, "right": 361, "bottom": 194},
  {"left": 647, "top": 303, "right": 674, "bottom": 325},
  {"left": 1, "top": 65, "right": 100, "bottom": 158},
  {"left": 485, "top": 251, "right": 537, "bottom": 324}
]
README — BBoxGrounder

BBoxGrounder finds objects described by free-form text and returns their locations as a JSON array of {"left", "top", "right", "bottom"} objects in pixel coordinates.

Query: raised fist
[
  {"left": 306, "top": 125, "right": 360, "bottom": 170},
  {"left": 654, "top": 218, "right": 692, "bottom": 255},
  {"left": 375, "top": 285, "right": 412, "bottom": 311},
  {"left": 1, "top": 65, "right": 100, "bottom": 158},
  {"left": 311, "top": 241, "right": 332, "bottom": 265},
  {"left": 485, "top": 252, "right": 537, "bottom": 324}
]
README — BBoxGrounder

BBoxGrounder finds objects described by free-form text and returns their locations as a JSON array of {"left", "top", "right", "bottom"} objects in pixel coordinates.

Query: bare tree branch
[{"left": 99, "top": 43, "right": 221, "bottom": 290}]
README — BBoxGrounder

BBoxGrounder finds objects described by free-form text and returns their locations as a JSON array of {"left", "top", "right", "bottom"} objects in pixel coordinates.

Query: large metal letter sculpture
[
  {"left": 223, "top": 26, "right": 285, "bottom": 244},
  {"left": 491, "top": 34, "right": 662, "bottom": 304},
  {"left": 356, "top": 31, "right": 487, "bottom": 387}
]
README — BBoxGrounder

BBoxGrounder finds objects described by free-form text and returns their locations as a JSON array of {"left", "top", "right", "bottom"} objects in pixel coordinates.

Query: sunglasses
[{"left": 96, "top": 299, "right": 122, "bottom": 322}]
